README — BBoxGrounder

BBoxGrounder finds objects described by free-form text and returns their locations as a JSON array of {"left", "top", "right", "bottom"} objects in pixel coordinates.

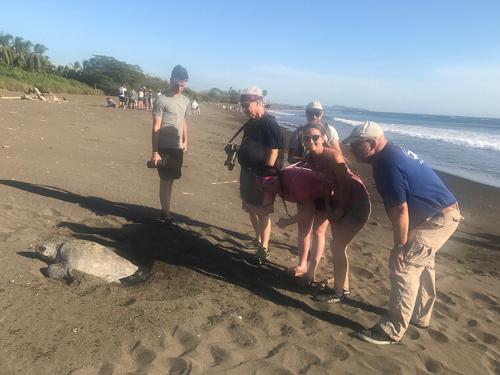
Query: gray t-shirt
[{"left": 153, "top": 93, "right": 191, "bottom": 149}]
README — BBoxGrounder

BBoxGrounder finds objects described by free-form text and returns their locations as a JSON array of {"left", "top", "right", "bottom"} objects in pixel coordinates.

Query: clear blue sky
[{"left": 2, "top": 0, "right": 499, "bottom": 117}]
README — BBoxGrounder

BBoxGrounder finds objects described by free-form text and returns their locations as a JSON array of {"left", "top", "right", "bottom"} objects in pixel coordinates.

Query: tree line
[{"left": 0, "top": 32, "right": 248, "bottom": 101}]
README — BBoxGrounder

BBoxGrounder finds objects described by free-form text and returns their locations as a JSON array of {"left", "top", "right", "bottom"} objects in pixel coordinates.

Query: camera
[
  {"left": 146, "top": 157, "right": 169, "bottom": 168},
  {"left": 224, "top": 143, "right": 239, "bottom": 171}
]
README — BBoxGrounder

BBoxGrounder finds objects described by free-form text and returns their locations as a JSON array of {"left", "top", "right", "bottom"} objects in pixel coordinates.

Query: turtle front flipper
[{"left": 47, "top": 263, "right": 68, "bottom": 280}]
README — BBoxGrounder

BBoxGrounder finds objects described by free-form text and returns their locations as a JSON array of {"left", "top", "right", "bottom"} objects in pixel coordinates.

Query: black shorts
[
  {"left": 240, "top": 167, "right": 264, "bottom": 206},
  {"left": 119, "top": 96, "right": 125, "bottom": 103},
  {"left": 157, "top": 148, "right": 183, "bottom": 180}
]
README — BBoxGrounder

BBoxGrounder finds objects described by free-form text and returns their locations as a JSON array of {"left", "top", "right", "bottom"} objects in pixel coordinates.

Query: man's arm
[
  {"left": 182, "top": 118, "right": 188, "bottom": 151},
  {"left": 265, "top": 149, "right": 279, "bottom": 167},
  {"left": 386, "top": 202, "right": 409, "bottom": 272},
  {"left": 151, "top": 115, "right": 162, "bottom": 165}
]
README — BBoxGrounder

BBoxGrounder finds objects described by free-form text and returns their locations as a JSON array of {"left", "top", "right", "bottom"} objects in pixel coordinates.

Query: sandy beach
[{"left": 0, "top": 94, "right": 499, "bottom": 374}]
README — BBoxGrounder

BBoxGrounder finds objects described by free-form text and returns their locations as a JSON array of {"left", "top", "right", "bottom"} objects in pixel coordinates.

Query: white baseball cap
[
  {"left": 343, "top": 121, "right": 384, "bottom": 144},
  {"left": 306, "top": 101, "right": 323, "bottom": 112},
  {"left": 241, "top": 85, "right": 263, "bottom": 97}
]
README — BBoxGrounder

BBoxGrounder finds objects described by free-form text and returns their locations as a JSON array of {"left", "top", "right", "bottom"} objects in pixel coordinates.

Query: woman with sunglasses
[{"left": 302, "top": 123, "right": 371, "bottom": 303}]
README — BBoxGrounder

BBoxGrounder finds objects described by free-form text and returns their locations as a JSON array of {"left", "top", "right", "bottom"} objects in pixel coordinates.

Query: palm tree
[
  {"left": 0, "top": 44, "right": 15, "bottom": 66},
  {"left": 13, "top": 37, "right": 33, "bottom": 53},
  {"left": 0, "top": 33, "right": 14, "bottom": 46},
  {"left": 33, "top": 43, "right": 48, "bottom": 55}
]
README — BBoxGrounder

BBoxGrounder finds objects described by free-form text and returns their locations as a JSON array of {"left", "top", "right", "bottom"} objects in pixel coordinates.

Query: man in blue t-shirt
[
  {"left": 237, "top": 86, "right": 283, "bottom": 262},
  {"left": 343, "top": 121, "right": 462, "bottom": 345}
]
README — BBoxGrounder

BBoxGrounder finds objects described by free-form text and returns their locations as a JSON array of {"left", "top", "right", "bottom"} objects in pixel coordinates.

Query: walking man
[
  {"left": 150, "top": 65, "right": 191, "bottom": 226},
  {"left": 343, "top": 121, "right": 462, "bottom": 344}
]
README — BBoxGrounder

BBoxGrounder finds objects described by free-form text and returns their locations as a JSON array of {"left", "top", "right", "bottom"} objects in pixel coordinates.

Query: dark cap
[{"left": 171, "top": 65, "right": 189, "bottom": 82}]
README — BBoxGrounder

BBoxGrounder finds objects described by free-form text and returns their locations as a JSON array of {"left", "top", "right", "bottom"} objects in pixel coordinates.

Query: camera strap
[{"left": 226, "top": 123, "right": 247, "bottom": 144}]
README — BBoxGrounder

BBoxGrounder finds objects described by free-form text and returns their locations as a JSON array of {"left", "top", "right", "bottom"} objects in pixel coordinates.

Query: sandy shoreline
[{"left": 0, "top": 95, "right": 499, "bottom": 374}]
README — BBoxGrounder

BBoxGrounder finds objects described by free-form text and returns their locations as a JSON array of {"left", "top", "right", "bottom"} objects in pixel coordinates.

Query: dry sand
[{"left": 0, "top": 95, "right": 499, "bottom": 374}]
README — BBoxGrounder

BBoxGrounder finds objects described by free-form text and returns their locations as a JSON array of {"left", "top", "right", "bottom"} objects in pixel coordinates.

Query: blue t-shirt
[{"left": 374, "top": 143, "right": 456, "bottom": 228}]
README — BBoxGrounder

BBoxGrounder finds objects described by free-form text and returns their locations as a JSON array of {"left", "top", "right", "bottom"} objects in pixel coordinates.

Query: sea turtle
[{"left": 36, "top": 239, "right": 139, "bottom": 283}]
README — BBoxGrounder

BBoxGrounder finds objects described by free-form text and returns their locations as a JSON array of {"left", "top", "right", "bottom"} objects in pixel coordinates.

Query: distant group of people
[
  {"left": 148, "top": 65, "right": 462, "bottom": 346},
  {"left": 108, "top": 84, "right": 200, "bottom": 116},
  {"left": 115, "top": 85, "right": 156, "bottom": 110}
]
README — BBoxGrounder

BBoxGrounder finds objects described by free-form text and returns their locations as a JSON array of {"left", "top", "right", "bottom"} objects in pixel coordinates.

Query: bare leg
[
  {"left": 306, "top": 210, "right": 329, "bottom": 282},
  {"left": 258, "top": 214, "right": 272, "bottom": 249},
  {"left": 297, "top": 217, "right": 313, "bottom": 272},
  {"left": 159, "top": 178, "right": 174, "bottom": 218},
  {"left": 249, "top": 213, "right": 261, "bottom": 243},
  {"left": 331, "top": 216, "right": 365, "bottom": 293},
  {"left": 296, "top": 202, "right": 315, "bottom": 272}
]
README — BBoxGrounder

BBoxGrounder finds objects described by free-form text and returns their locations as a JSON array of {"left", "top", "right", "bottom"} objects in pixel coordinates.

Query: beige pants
[{"left": 378, "top": 208, "right": 462, "bottom": 341}]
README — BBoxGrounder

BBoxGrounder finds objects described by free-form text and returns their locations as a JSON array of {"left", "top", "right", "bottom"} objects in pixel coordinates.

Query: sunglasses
[
  {"left": 303, "top": 134, "right": 322, "bottom": 142},
  {"left": 307, "top": 110, "right": 322, "bottom": 117},
  {"left": 240, "top": 101, "right": 254, "bottom": 109}
]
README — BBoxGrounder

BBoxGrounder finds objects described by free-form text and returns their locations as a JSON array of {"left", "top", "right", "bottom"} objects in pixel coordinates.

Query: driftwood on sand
[{"left": 0, "top": 87, "right": 68, "bottom": 103}]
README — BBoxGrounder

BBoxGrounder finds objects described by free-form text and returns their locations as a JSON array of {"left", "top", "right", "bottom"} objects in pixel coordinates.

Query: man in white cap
[
  {"left": 150, "top": 65, "right": 191, "bottom": 227},
  {"left": 288, "top": 101, "right": 339, "bottom": 164},
  {"left": 237, "top": 86, "right": 283, "bottom": 261},
  {"left": 343, "top": 121, "right": 461, "bottom": 344}
]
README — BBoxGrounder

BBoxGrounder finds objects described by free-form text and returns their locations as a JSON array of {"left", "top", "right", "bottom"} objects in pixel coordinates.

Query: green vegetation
[
  {"left": 0, "top": 31, "right": 243, "bottom": 101},
  {"left": 0, "top": 65, "right": 100, "bottom": 94}
]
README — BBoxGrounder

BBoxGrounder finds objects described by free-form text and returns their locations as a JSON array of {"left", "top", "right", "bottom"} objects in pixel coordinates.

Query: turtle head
[{"left": 36, "top": 242, "right": 59, "bottom": 261}]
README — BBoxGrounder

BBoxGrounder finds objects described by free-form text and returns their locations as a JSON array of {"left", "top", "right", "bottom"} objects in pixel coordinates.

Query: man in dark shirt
[
  {"left": 343, "top": 121, "right": 462, "bottom": 344},
  {"left": 237, "top": 86, "right": 283, "bottom": 261}
]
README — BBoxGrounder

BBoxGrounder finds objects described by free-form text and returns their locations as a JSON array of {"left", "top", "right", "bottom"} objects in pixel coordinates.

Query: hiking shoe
[
  {"left": 356, "top": 326, "right": 398, "bottom": 345},
  {"left": 245, "top": 240, "right": 261, "bottom": 252},
  {"left": 313, "top": 289, "right": 349, "bottom": 303},
  {"left": 159, "top": 212, "right": 174, "bottom": 228},
  {"left": 256, "top": 246, "right": 270, "bottom": 262}
]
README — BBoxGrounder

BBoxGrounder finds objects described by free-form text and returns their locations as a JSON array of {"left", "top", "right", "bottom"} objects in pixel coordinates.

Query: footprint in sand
[
  {"left": 160, "top": 357, "right": 192, "bottom": 375},
  {"left": 406, "top": 327, "right": 421, "bottom": 340},
  {"left": 98, "top": 362, "right": 115, "bottom": 375},
  {"left": 470, "top": 292, "right": 498, "bottom": 311},
  {"left": 349, "top": 265, "right": 374, "bottom": 279},
  {"left": 331, "top": 344, "right": 350, "bottom": 361},
  {"left": 436, "top": 290, "right": 455, "bottom": 305},
  {"left": 130, "top": 341, "right": 157, "bottom": 367},
  {"left": 427, "top": 328, "right": 449, "bottom": 343},
  {"left": 467, "top": 319, "right": 479, "bottom": 327},
  {"left": 228, "top": 322, "right": 256, "bottom": 348},
  {"left": 209, "top": 345, "right": 233, "bottom": 366},
  {"left": 266, "top": 342, "right": 322, "bottom": 373},
  {"left": 424, "top": 358, "right": 444, "bottom": 373},
  {"left": 477, "top": 331, "right": 498, "bottom": 345}
]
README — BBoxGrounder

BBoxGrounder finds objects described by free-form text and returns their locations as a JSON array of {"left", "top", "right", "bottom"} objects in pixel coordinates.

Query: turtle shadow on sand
[{"left": 3, "top": 179, "right": 375, "bottom": 330}]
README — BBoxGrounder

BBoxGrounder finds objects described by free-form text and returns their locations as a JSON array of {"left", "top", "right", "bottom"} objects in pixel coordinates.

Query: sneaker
[
  {"left": 313, "top": 289, "right": 349, "bottom": 303},
  {"left": 256, "top": 246, "right": 270, "bottom": 262},
  {"left": 159, "top": 212, "right": 174, "bottom": 228},
  {"left": 245, "top": 240, "right": 261, "bottom": 252},
  {"left": 356, "top": 326, "right": 398, "bottom": 345}
]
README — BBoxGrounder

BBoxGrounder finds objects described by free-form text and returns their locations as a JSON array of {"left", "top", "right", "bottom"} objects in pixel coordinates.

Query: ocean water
[{"left": 268, "top": 108, "right": 500, "bottom": 188}]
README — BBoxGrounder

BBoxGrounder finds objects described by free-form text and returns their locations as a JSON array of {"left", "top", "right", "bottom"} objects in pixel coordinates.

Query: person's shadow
[{"left": 1, "top": 179, "right": 385, "bottom": 329}]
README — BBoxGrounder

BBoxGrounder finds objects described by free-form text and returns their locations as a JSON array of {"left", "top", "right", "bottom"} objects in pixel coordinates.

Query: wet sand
[{"left": 0, "top": 95, "right": 499, "bottom": 374}]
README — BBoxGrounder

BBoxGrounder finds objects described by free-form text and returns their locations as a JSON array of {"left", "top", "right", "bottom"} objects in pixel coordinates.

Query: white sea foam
[
  {"left": 333, "top": 117, "right": 500, "bottom": 152},
  {"left": 268, "top": 110, "right": 298, "bottom": 116}
]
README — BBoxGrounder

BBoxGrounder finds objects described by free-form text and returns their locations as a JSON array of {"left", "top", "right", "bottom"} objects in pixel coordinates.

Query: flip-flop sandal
[{"left": 286, "top": 267, "right": 307, "bottom": 277}]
